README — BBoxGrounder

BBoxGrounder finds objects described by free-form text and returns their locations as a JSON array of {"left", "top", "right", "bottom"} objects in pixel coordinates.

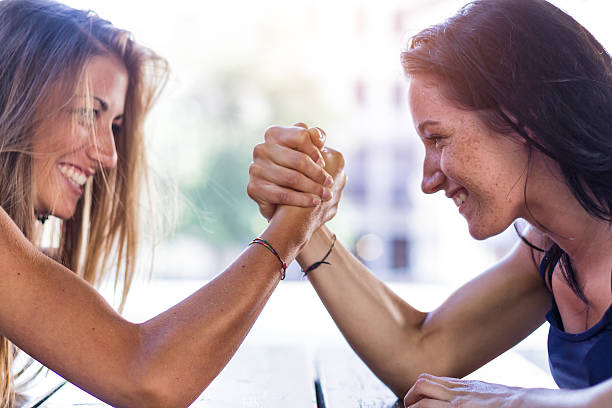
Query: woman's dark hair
[{"left": 401, "top": 0, "right": 612, "bottom": 302}]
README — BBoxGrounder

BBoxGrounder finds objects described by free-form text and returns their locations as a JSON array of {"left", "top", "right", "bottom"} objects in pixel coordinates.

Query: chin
[
  {"left": 39, "top": 203, "right": 77, "bottom": 222},
  {"left": 54, "top": 209, "right": 76, "bottom": 220},
  {"left": 466, "top": 220, "right": 509, "bottom": 241}
]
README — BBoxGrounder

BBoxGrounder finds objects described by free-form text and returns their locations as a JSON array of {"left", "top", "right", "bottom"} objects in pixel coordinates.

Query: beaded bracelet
[
  {"left": 302, "top": 234, "right": 337, "bottom": 277},
  {"left": 249, "top": 237, "right": 287, "bottom": 280}
]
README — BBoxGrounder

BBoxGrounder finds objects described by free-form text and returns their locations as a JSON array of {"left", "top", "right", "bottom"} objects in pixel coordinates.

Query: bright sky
[{"left": 61, "top": 0, "right": 612, "bottom": 66}]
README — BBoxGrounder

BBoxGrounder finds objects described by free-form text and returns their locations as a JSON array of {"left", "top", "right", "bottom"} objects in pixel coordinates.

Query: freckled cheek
[{"left": 439, "top": 150, "right": 476, "bottom": 186}]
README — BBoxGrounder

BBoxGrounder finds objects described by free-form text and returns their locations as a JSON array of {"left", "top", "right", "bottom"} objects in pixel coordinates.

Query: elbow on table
[
  {"left": 122, "top": 377, "right": 202, "bottom": 408},
  {"left": 119, "top": 334, "right": 208, "bottom": 408}
]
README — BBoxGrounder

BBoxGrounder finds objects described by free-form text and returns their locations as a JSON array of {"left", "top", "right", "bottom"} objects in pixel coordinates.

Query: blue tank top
[{"left": 539, "top": 252, "right": 612, "bottom": 389}]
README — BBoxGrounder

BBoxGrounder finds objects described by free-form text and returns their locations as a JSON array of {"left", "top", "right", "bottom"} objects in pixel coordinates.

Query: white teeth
[
  {"left": 58, "top": 164, "right": 88, "bottom": 187},
  {"left": 453, "top": 192, "right": 467, "bottom": 207}
]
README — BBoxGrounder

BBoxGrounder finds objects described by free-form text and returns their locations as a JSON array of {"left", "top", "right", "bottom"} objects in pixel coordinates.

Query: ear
[{"left": 500, "top": 107, "right": 535, "bottom": 145}]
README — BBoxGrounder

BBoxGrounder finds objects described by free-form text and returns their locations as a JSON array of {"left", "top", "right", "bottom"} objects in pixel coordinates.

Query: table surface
[{"left": 16, "top": 280, "right": 556, "bottom": 407}]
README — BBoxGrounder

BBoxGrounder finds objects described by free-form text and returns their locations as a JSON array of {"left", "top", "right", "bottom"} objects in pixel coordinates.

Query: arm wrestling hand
[
  {"left": 270, "top": 146, "right": 346, "bottom": 249},
  {"left": 247, "top": 124, "right": 337, "bottom": 220}
]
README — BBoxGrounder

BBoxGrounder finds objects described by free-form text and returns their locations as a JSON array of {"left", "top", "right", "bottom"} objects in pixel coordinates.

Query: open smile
[{"left": 58, "top": 163, "right": 89, "bottom": 195}]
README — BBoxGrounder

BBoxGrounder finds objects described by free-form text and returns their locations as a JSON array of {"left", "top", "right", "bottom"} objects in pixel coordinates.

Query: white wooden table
[{"left": 17, "top": 280, "right": 556, "bottom": 407}]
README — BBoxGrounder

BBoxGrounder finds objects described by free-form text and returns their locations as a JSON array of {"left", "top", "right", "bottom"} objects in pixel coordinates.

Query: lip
[
  {"left": 445, "top": 188, "right": 461, "bottom": 199},
  {"left": 458, "top": 198, "right": 467, "bottom": 214},
  {"left": 446, "top": 187, "right": 468, "bottom": 213},
  {"left": 57, "top": 163, "right": 90, "bottom": 197},
  {"left": 446, "top": 187, "right": 467, "bottom": 200},
  {"left": 60, "top": 170, "right": 84, "bottom": 197}
]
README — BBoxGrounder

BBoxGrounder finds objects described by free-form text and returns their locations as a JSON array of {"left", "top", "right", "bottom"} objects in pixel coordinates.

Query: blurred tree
[{"left": 170, "top": 62, "right": 336, "bottom": 247}]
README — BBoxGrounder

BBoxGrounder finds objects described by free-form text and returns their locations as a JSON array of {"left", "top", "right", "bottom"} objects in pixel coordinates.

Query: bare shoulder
[
  {"left": 0, "top": 206, "right": 38, "bottom": 258},
  {"left": 500, "top": 223, "right": 549, "bottom": 279},
  {"left": 469, "top": 224, "right": 550, "bottom": 308}
]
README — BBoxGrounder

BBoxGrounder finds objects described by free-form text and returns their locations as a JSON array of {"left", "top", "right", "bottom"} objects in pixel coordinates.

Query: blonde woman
[{"left": 0, "top": 0, "right": 345, "bottom": 407}]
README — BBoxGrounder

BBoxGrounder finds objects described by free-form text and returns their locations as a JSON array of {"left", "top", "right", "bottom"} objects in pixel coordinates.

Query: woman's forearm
[
  {"left": 589, "top": 377, "right": 612, "bottom": 407},
  {"left": 130, "top": 207, "right": 312, "bottom": 407},
  {"left": 297, "top": 226, "right": 550, "bottom": 399},
  {"left": 2, "top": 205, "right": 314, "bottom": 408},
  {"left": 297, "top": 226, "right": 429, "bottom": 396}
]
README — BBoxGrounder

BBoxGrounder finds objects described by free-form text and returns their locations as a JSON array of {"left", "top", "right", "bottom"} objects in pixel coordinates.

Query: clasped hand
[
  {"left": 403, "top": 373, "right": 596, "bottom": 408},
  {"left": 247, "top": 123, "right": 346, "bottom": 231}
]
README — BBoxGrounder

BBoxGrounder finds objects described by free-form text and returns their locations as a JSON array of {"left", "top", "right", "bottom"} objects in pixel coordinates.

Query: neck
[{"left": 522, "top": 155, "right": 612, "bottom": 279}]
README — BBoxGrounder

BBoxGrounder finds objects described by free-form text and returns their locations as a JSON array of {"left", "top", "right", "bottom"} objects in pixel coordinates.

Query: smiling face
[
  {"left": 409, "top": 74, "right": 531, "bottom": 240},
  {"left": 31, "top": 55, "right": 128, "bottom": 220}
]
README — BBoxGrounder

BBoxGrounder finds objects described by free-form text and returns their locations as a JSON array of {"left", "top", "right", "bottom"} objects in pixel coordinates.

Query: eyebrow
[
  {"left": 417, "top": 120, "right": 441, "bottom": 134},
  {"left": 94, "top": 96, "right": 124, "bottom": 121},
  {"left": 94, "top": 97, "right": 108, "bottom": 112}
]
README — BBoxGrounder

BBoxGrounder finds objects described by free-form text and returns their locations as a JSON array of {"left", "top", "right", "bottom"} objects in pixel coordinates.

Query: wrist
[
  {"left": 296, "top": 225, "right": 335, "bottom": 268},
  {"left": 265, "top": 205, "right": 315, "bottom": 258}
]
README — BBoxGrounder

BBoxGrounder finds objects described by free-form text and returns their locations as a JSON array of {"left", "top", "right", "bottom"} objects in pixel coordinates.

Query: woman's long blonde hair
[{"left": 0, "top": 0, "right": 168, "bottom": 405}]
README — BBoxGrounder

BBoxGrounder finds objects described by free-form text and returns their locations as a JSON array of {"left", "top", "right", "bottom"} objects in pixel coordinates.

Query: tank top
[{"left": 539, "top": 251, "right": 612, "bottom": 389}]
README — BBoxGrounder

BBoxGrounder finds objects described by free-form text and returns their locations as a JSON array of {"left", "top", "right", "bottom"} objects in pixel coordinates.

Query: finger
[
  {"left": 265, "top": 144, "right": 333, "bottom": 187},
  {"left": 404, "top": 375, "right": 453, "bottom": 407},
  {"left": 247, "top": 180, "right": 321, "bottom": 207},
  {"left": 415, "top": 374, "right": 465, "bottom": 389},
  {"left": 265, "top": 126, "right": 325, "bottom": 166},
  {"left": 253, "top": 142, "right": 330, "bottom": 187},
  {"left": 307, "top": 126, "right": 326, "bottom": 149},
  {"left": 334, "top": 172, "right": 347, "bottom": 195},
  {"left": 258, "top": 202, "right": 276, "bottom": 221},
  {"left": 320, "top": 147, "right": 345, "bottom": 180},
  {"left": 293, "top": 122, "right": 308, "bottom": 129},
  {"left": 251, "top": 160, "right": 331, "bottom": 199}
]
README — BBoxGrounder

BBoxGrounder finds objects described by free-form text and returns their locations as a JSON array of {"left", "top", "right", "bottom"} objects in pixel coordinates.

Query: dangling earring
[{"left": 36, "top": 212, "right": 50, "bottom": 224}]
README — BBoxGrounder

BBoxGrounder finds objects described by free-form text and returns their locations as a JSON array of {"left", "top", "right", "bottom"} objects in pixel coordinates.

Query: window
[{"left": 391, "top": 237, "right": 410, "bottom": 270}]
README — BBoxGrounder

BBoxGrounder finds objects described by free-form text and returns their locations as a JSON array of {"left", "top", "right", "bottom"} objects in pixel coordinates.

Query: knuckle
[
  {"left": 451, "top": 397, "right": 467, "bottom": 408},
  {"left": 318, "top": 167, "right": 328, "bottom": 182},
  {"left": 246, "top": 182, "right": 257, "bottom": 199},
  {"left": 285, "top": 171, "right": 299, "bottom": 187},
  {"left": 290, "top": 152, "right": 306, "bottom": 171},
  {"left": 277, "top": 190, "right": 289, "bottom": 205},
  {"left": 252, "top": 143, "right": 266, "bottom": 158},
  {"left": 263, "top": 126, "right": 278, "bottom": 141},
  {"left": 413, "top": 375, "right": 429, "bottom": 392},
  {"left": 416, "top": 373, "right": 430, "bottom": 381},
  {"left": 264, "top": 126, "right": 287, "bottom": 144},
  {"left": 296, "top": 129, "right": 309, "bottom": 146},
  {"left": 248, "top": 162, "right": 258, "bottom": 177}
]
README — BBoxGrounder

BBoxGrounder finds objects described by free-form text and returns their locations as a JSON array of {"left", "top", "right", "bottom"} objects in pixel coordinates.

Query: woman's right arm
[
  {"left": 0, "top": 147, "right": 344, "bottom": 408},
  {"left": 247, "top": 125, "right": 552, "bottom": 397},
  {"left": 296, "top": 226, "right": 551, "bottom": 397}
]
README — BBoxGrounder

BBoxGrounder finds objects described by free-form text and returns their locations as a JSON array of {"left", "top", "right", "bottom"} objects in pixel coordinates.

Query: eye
[
  {"left": 425, "top": 134, "right": 445, "bottom": 148},
  {"left": 112, "top": 123, "right": 122, "bottom": 136},
  {"left": 73, "top": 108, "right": 99, "bottom": 126}
]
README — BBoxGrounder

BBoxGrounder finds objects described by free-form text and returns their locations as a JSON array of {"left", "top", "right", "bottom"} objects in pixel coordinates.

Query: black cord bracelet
[{"left": 303, "top": 234, "right": 337, "bottom": 277}]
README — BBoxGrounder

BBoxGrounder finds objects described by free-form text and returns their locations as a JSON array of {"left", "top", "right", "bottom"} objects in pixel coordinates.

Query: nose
[
  {"left": 421, "top": 150, "right": 445, "bottom": 194},
  {"left": 86, "top": 123, "right": 118, "bottom": 169}
]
